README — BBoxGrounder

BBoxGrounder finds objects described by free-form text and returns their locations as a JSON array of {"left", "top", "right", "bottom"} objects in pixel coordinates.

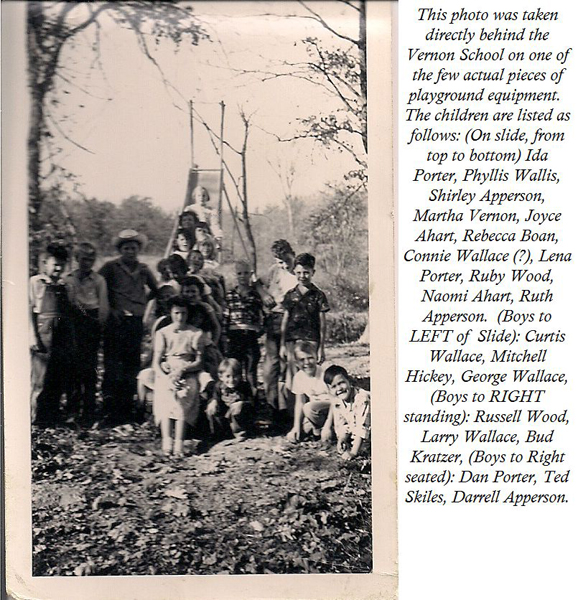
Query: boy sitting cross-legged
[{"left": 285, "top": 341, "right": 333, "bottom": 443}]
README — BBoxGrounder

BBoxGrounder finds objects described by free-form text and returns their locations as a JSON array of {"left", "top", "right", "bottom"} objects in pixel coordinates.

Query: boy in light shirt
[
  {"left": 256, "top": 240, "right": 297, "bottom": 424},
  {"left": 65, "top": 242, "right": 109, "bottom": 425},
  {"left": 286, "top": 341, "right": 333, "bottom": 442},
  {"left": 323, "top": 365, "right": 371, "bottom": 461}
]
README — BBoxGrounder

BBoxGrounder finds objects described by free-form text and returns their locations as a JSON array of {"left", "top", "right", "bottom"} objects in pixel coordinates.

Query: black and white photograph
[{"left": 12, "top": 0, "right": 388, "bottom": 583}]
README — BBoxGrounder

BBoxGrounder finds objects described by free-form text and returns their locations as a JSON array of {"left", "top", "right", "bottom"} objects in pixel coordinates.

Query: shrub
[{"left": 325, "top": 311, "right": 367, "bottom": 344}]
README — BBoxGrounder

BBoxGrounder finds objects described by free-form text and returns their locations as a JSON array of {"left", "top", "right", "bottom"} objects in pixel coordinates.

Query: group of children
[{"left": 30, "top": 187, "right": 371, "bottom": 460}]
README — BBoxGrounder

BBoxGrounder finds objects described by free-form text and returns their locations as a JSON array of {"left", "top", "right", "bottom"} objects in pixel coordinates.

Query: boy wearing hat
[{"left": 99, "top": 230, "right": 158, "bottom": 424}]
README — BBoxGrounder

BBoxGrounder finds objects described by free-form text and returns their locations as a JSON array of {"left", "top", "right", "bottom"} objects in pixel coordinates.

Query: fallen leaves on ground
[
  {"left": 32, "top": 343, "right": 372, "bottom": 576},
  {"left": 32, "top": 424, "right": 372, "bottom": 576}
]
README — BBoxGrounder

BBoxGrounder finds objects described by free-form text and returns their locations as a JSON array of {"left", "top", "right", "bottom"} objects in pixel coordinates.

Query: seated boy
[
  {"left": 286, "top": 341, "right": 333, "bottom": 442},
  {"left": 30, "top": 242, "right": 74, "bottom": 425},
  {"left": 280, "top": 252, "right": 330, "bottom": 385},
  {"left": 323, "top": 365, "right": 371, "bottom": 460},
  {"left": 206, "top": 358, "right": 254, "bottom": 441}
]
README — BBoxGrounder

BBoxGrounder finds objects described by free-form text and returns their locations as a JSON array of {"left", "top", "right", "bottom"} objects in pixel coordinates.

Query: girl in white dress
[{"left": 153, "top": 296, "right": 206, "bottom": 456}]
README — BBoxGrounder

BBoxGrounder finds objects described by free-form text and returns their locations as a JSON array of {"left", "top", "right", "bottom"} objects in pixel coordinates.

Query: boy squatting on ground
[
  {"left": 286, "top": 341, "right": 333, "bottom": 442},
  {"left": 206, "top": 358, "right": 254, "bottom": 441},
  {"left": 324, "top": 365, "right": 371, "bottom": 460},
  {"left": 280, "top": 252, "right": 330, "bottom": 392},
  {"left": 30, "top": 243, "right": 74, "bottom": 425},
  {"left": 64, "top": 242, "right": 109, "bottom": 425}
]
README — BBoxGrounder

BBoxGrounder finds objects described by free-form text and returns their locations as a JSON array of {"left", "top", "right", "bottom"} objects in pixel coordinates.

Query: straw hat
[{"left": 113, "top": 229, "right": 147, "bottom": 250}]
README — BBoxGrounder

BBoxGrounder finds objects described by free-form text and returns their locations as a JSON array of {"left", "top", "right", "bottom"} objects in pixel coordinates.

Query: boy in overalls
[{"left": 30, "top": 243, "right": 73, "bottom": 426}]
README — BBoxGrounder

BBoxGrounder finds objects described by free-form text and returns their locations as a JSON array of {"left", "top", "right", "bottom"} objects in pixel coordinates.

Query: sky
[{"left": 48, "top": 1, "right": 364, "bottom": 214}]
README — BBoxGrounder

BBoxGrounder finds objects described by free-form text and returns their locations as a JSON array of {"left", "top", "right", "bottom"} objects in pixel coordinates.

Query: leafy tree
[
  {"left": 304, "top": 185, "right": 368, "bottom": 311},
  {"left": 27, "top": 1, "right": 207, "bottom": 259},
  {"left": 116, "top": 196, "right": 174, "bottom": 254},
  {"left": 66, "top": 195, "right": 174, "bottom": 256},
  {"left": 296, "top": 0, "right": 367, "bottom": 177}
]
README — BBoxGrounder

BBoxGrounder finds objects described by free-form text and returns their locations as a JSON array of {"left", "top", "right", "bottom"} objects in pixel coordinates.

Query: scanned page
[
  {"left": 398, "top": 1, "right": 577, "bottom": 599},
  {"left": 4, "top": 2, "right": 395, "bottom": 599}
]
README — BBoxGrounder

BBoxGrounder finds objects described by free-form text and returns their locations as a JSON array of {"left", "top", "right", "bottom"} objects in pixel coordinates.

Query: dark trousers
[
  {"left": 207, "top": 400, "right": 253, "bottom": 437},
  {"left": 31, "top": 314, "right": 74, "bottom": 424},
  {"left": 102, "top": 315, "right": 143, "bottom": 421},
  {"left": 68, "top": 309, "right": 101, "bottom": 420},
  {"left": 262, "top": 313, "right": 287, "bottom": 410},
  {"left": 226, "top": 329, "right": 261, "bottom": 391}
]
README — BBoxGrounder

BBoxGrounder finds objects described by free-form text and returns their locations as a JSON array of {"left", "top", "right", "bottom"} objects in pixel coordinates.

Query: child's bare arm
[
  {"left": 286, "top": 393, "right": 306, "bottom": 441},
  {"left": 143, "top": 298, "right": 156, "bottom": 331},
  {"left": 97, "top": 278, "right": 110, "bottom": 324},
  {"left": 206, "top": 294, "right": 223, "bottom": 318},
  {"left": 279, "top": 310, "right": 289, "bottom": 359},
  {"left": 254, "top": 279, "right": 274, "bottom": 306},
  {"left": 180, "top": 337, "right": 205, "bottom": 375},
  {"left": 207, "top": 306, "right": 222, "bottom": 343},
  {"left": 153, "top": 332, "right": 170, "bottom": 374},
  {"left": 30, "top": 311, "right": 45, "bottom": 352},
  {"left": 321, "top": 404, "right": 334, "bottom": 442},
  {"left": 318, "top": 312, "right": 327, "bottom": 364}
]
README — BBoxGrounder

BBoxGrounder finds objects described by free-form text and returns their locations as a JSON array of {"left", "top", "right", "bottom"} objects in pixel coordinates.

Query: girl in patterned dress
[{"left": 153, "top": 296, "right": 206, "bottom": 456}]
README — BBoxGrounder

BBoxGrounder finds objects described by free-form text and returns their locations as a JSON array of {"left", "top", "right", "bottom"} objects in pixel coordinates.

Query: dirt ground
[{"left": 31, "top": 343, "right": 371, "bottom": 576}]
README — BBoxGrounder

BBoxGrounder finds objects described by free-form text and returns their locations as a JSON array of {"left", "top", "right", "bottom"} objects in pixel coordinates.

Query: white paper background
[{"left": 398, "top": 1, "right": 577, "bottom": 599}]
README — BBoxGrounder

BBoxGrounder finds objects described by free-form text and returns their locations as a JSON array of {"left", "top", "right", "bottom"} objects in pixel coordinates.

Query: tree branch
[
  {"left": 47, "top": 112, "right": 95, "bottom": 155},
  {"left": 67, "top": 3, "right": 116, "bottom": 37},
  {"left": 297, "top": 1, "right": 360, "bottom": 46}
]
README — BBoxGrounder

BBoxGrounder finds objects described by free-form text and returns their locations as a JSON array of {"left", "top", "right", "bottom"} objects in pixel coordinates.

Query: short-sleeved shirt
[
  {"left": 282, "top": 284, "right": 330, "bottom": 343},
  {"left": 213, "top": 380, "right": 253, "bottom": 407},
  {"left": 65, "top": 269, "right": 109, "bottom": 322},
  {"left": 155, "top": 323, "right": 205, "bottom": 369},
  {"left": 332, "top": 388, "right": 371, "bottom": 440},
  {"left": 225, "top": 285, "right": 263, "bottom": 332},
  {"left": 291, "top": 366, "right": 330, "bottom": 401},
  {"left": 99, "top": 258, "right": 157, "bottom": 317}
]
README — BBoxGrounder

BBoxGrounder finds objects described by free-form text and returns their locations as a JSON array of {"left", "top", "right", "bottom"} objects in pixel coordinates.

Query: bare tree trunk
[
  {"left": 27, "top": 2, "right": 46, "bottom": 270},
  {"left": 240, "top": 135, "right": 257, "bottom": 272},
  {"left": 358, "top": 0, "right": 368, "bottom": 153},
  {"left": 286, "top": 198, "right": 296, "bottom": 239}
]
